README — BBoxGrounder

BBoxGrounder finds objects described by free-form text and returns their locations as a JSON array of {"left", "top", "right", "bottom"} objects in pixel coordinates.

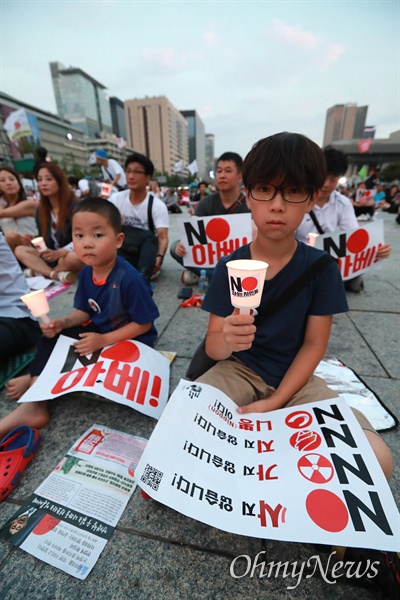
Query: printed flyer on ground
[
  {"left": 0, "top": 425, "right": 147, "bottom": 580},
  {"left": 18, "top": 335, "right": 170, "bottom": 419},
  {"left": 178, "top": 213, "right": 252, "bottom": 268},
  {"left": 314, "top": 220, "right": 384, "bottom": 280},
  {"left": 135, "top": 380, "right": 400, "bottom": 551}
]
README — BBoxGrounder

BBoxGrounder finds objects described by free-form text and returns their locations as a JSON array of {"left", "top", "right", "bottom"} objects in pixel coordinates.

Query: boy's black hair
[
  {"left": 242, "top": 132, "right": 326, "bottom": 191},
  {"left": 217, "top": 152, "right": 243, "bottom": 172},
  {"left": 67, "top": 176, "right": 80, "bottom": 186},
  {"left": 323, "top": 146, "right": 348, "bottom": 177},
  {"left": 125, "top": 152, "right": 155, "bottom": 177},
  {"left": 73, "top": 197, "right": 122, "bottom": 234}
]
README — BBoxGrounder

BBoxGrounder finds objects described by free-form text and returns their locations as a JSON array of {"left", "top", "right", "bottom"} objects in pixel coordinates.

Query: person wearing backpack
[{"left": 109, "top": 152, "right": 169, "bottom": 281}]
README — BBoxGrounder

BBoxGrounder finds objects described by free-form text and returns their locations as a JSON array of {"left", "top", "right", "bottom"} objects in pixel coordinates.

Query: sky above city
[{"left": 1, "top": 0, "right": 399, "bottom": 158}]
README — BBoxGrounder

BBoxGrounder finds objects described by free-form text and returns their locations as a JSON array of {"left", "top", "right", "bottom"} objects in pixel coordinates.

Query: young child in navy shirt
[{"left": 2, "top": 198, "right": 159, "bottom": 437}]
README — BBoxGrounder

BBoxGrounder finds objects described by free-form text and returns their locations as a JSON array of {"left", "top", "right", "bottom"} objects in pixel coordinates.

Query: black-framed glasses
[{"left": 249, "top": 183, "right": 315, "bottom": 204}]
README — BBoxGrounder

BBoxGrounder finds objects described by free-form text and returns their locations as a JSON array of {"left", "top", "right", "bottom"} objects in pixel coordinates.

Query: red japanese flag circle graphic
[
  {"left": 297, "top": 453, "right": 334, "bottom": 483},
  {"left": 306, "top": 489, "right": 349, "bottom": 532},
  {"left": 241, "top": 276, "right": 258, "bottom": 291},
  {"left": 205, "top": 218, "right": 230, "bottom": 242},
  {"left": 101, "top": 341, "right": 140, "bottom": 362},
  {"left": 347, "top": 229, "right": 369, "bottom": 254}
]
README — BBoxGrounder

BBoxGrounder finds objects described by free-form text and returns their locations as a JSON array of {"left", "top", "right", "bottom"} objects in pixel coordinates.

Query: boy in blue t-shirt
[
  {"left": 199, "top": 133, "right": 393, "bottom": 480},
  {"left": 2, "top": 198, "right": 159, "bottom": 438}
]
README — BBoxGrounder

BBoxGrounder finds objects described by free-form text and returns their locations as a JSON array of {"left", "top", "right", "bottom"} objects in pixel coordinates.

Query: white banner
[
  {"left": 3, "top": 108, "right": 32, "bottom": 141},
  {"left": 314, "top": 220, "right": 384, "bottom": 280},
  {"left": 178, "top": 213, "right": 252, "bottom": 268},
  {"left": 18, "top": 335, "right": 170, "bottom": 420},
  {"left": 136, "top": 381, "right": 399, "bottom": 551}
]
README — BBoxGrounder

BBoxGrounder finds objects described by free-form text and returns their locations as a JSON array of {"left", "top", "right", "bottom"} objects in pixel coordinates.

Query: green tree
[{"left": 380, "top": 162, "right": 400, "bottom": 182}]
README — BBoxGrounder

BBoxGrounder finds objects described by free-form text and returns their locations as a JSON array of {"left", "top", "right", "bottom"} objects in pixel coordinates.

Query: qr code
[{"left": 140, "top": 463, "right": 164, "bottom": 491}]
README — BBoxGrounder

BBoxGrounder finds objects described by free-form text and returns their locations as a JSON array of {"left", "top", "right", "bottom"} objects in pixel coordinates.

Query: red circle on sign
[
  {"left": 242, "top": 276, "right": 258, "bottom": 291},
  {"left": 347, "top": 229, "right": 369, "bottom": 254},
  {"left": 285, "top": 410, "right": 312, "bottom": 429},
  {"left": 298, "top": 454, "right": 334, "bottom": 483},
  {"left": 205, "top": 218, "right": 230, "bottom": 242},
  {"left": 290, "top": 430, "right": 322, "bottom": 451},
  {"left": 101, "top": 341, "right": 140, "bottom": 362},
  {"left": 306, "top": 489, "right": 348, "bottom": 532}
]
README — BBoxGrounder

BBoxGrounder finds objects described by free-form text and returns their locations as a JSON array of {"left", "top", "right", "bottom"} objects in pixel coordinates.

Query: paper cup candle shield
[{"left": 226, "top": 259, "right": 269, "bottom": 314}]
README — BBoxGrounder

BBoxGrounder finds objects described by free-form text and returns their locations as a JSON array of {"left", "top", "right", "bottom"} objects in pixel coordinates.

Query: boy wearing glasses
[
  {"left": 110, "top": 152, "right": 169, "bottom": 281},
  {"left": 197, "top": 132, "right": 393, "bottom": 479}
]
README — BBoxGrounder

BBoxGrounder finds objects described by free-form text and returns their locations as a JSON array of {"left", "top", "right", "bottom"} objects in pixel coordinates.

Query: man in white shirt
[
  {"left": 109, "top": 152, "right": 169, "bottom": 281},
  {"left": 296, "top": 147, "right": 390, "bottom": 292},
  {"left": 95, "top": 148, "right": 126, "bottom": 191}
]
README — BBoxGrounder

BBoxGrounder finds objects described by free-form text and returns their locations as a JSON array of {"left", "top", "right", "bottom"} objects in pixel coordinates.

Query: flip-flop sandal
[{"left": 0, "top": 426, "right": 41, "bottom": 501}]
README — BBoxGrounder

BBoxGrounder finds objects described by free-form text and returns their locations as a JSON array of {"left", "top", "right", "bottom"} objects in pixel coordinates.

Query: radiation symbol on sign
[{"left": 297, "top": 453, "right": 334, "bottom": 484}]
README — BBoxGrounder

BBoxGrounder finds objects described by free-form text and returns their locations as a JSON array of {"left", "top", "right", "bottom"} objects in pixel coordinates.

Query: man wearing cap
[{"left": 95, "top": 149, "right": 126, "bottom": 192}]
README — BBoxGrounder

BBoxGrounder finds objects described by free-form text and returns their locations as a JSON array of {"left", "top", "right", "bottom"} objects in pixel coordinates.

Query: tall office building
[
  {"left": 205, "top": 133, "right": 215, "bottom": 177},
  {"left": 323, "top": 103, "right": 368, "bottom": 147},
  {"left": 110, "top": 97, "right": 127, "bottom": 139},
  {"left": 180, "top": 110, "right": 206, "bottom": 178},
  {"left": 124, "top": 96, "right": 189, "bottom": 175},
  {"left": 50, "top": 62, "right": 112, "bottom": 138}
]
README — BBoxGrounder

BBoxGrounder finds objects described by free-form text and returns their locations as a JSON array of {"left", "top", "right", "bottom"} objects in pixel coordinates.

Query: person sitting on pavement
[
  {"left": 296, "top": 147, "right": 391, "bottom": 293},
  {"left": 2, "top": 198, "right": 159, "bottom": 438},
  {"left": 163, "top": 188, "right": 182, "bottom": 214},
  {"left": 0, "top": 166, "right": 38, "bottom": 253},
  {"left": 0, "top": 232, "right": 41, "bottom": 366},
  {"left": 109, "top": 152, "right": 169, "bottom": 282},
  {"left": 350, "top": 181, "right": 376, "bottom": 220},
  {"left": 195, "top": 131, "right": 397, "bottom": 597},
  {"left": 170, "top": 152, "right": 250, "bottom": 284},
  {"left": 95, "top": 148, "right": 127, "bottom": 192},
  {"left": 14, "top": 163, "right": 84, "bottom": 284}
]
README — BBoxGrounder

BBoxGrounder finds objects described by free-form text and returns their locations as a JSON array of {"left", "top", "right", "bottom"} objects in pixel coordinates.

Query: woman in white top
[{"left": 0, "top": 166, "right": 38, "bottom": 252}]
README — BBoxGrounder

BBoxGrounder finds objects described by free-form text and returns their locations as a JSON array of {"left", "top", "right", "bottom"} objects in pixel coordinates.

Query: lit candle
[{"left": 21, "top": 289, "right": 50, "bottom": 324}]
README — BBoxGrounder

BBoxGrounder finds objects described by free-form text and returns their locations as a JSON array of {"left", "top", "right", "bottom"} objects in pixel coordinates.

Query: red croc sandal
[{"left": 0, "top": 426, "right": 41, "bottom": 501}]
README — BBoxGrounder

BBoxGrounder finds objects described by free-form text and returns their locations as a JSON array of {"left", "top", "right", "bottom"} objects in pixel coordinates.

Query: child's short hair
[
  {"left": 217, "top": 152, "right": 243, "bottom": 172},
  {"left": 73, "top": 198, "right": 122, "bottom": 234},
  {"left": 242, "top": 132, "right": 326, "bottom": 191},
  {"left": 125, "top": 152, "right": 155, "bottom": 177}
]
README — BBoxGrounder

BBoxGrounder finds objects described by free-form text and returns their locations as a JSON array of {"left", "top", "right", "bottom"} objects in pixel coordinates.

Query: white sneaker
[
  {"left": 357, "top": 214, "right": 369, "bottom": 221},
  {"left": 181, "top": 270, "right": 199, "bottom": 285}
]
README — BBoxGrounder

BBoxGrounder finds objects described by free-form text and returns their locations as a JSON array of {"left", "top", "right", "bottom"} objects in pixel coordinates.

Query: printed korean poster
[
  {"left": 178, "top": 213, "right": 252, "bottom": 269},
  {"left": 18, "top": 335, "right": 170, "bottom": 419},
  {"left": 314, "top": 220, "right": 384, "bottom": 280},
  {"left": 135, "top": 380, "right": 399, "bottom": 551},
  {"left": 0, "top": 425, "right": 147, "bottom": 580}
]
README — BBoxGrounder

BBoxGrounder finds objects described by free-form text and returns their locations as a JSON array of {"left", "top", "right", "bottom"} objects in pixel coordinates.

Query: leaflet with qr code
[{"left": 141, "top": 464, "right": 164, "bottom": 491}]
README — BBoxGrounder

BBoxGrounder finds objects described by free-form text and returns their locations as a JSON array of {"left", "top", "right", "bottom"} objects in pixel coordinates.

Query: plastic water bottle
[{"left": 198, "top": 269, "right": 208, "bottom": 294}]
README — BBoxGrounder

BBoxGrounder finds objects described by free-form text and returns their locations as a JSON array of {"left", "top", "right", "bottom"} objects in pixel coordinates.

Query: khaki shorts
[{"left": 197, "top": 357, "right": 376, "bottom": 434}]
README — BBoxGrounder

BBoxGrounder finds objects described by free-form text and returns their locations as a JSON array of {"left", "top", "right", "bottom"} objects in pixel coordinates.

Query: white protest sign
[
  {"left": 355, "top": 188, "right": 376, "bottom": 204},
  {"left": 178, "top": 213, "right": 251, "bottom": 268},
  {"left": 314, "top": 220, "right": 384, "bottom": 280},
  {"left": 18, "top": 335, "right": 170, "bottom": 419},
  {"left": 135, "top": 380, "right": 399, "bottom": 551}
]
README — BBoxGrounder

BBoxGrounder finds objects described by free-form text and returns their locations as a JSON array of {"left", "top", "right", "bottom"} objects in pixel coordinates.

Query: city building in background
[
  {"left": 124, "top": 96, "right": 189, "bottom": 175},
  {"left": 50, "top": 61, "right": 112, "bottom": 138},
  {"left": 180, "top": 110, "right": 206, "bottom": 178},
  {"left": 205, "top": 133, "right": 215, "bottom": 178},
  {"left": 323, "top": 103, "right": 368, "bottom": 147},
  {"left": 110, "top": 97, "right": 127, "bottom": 139},
  {"left": 0, "top": 91, "right": 87, "bottom": 174}
]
